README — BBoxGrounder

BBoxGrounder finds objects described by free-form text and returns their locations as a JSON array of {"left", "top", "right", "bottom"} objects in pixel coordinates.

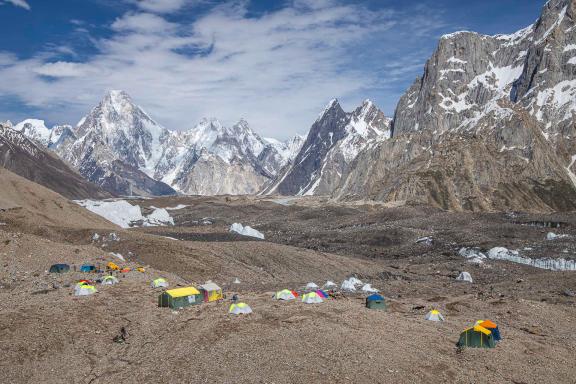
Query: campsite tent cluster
[{"left": 50, "top": 264, "right": 502, "bottom": 347}]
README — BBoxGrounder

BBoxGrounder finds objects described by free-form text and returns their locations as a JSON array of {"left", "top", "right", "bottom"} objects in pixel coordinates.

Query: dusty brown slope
[
  {"left": 0, "top": 123, "right": 111, "bottom": 200},
  {"left": 0, "top": 227, "right": 574, "bottom": 384},
  {"left": 0, "top": 167, "right": 115, "bottom": 231}
]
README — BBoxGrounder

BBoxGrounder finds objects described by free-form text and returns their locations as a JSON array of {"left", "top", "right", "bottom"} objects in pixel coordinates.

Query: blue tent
[
  {"left": 366, "top": 294, "right": 386, "bottom": 310},
  {"left": 80, "top": 265, "right": 96, "bottom": 273},
  {"left": 49, "top": 264, "right": 70, "bottom": 273}
]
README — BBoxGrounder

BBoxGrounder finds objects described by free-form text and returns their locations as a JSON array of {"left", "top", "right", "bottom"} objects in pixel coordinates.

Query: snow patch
[
  {"left": 229, "top": 223, "right": 265, "bottom": 239},
  {"left": 546, "top": 232, "right": 569, "bottom": 240},
  {"left": 76, "top": 200, "right": 174, "bottom": 228},
  {"left": 164, "top": 204, "right": 188, "bottom": 211}
]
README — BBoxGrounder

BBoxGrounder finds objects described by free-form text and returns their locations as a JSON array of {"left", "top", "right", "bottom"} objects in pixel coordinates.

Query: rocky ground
[{"left": 0, "top": 190, "right": 575, "bottom": 383}]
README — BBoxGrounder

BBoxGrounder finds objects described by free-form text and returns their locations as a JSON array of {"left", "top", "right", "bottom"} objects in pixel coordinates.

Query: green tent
[
  {"left": 457, "top": 325, "right": 496, "bottom": 348},
  {"left": 158, "top": 286, "right": 203, "bottom": 309},
  {"left": 366, "top": 294, "right": 386, "bottom": 310}
]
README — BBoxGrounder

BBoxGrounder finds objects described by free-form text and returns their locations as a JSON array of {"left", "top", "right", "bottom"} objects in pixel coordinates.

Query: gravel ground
[{"left": 0, "top": 192, "right": 575, "bottom": 383}]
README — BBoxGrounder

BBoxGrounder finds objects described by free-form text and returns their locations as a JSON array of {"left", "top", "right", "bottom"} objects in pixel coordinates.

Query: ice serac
[
  {"left": 265, "top": 99, "right": 390, "bottom": 196},
  {"left": 53, "top": 90, "right": 176, "bottom": 197},
  {"left": 335, "top": 0, "right": 576, "bottom": 211},
  {"left": 0, "top": 122, "right": 111, "bottom": 199}
]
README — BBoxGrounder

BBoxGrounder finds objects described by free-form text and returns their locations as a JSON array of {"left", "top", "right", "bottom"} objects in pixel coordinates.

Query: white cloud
[
  {"left": 112, "top": 12, "right": 178, "bottom": 34},
  {"left": 2, "top": 0, "right": 30, "bottom": 10},
  {"left": 0, "top": 1, "right": 449, "bottom": 139},
  {"left": 33, "top": 62, "right": 93, "bottom": 78},
  {"left": 133, "top": 0, "right": 188, "bottom": 13}
]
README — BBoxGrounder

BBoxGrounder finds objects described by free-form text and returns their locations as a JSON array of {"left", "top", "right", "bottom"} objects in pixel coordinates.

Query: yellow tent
[
  {"left": 107, "top": 262, "right": 120, "bottom": 271},
  {"left": 229, "top": 302, "right": 252, "bottom": 315},
  {"left": 158, "top": 286, "right": 203, "bottom": 309},
  {"left": 200, "top": 281, "right": 223, "bottom": 302}
]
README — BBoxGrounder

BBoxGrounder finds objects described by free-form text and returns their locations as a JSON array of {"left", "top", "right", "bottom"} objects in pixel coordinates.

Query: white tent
[
  {"left": 341, "top": 277, "right": 363, "bottom": 291},
  {"left": 425, "top": 309, "right": 445, "bottom": 321},
  {"left": 200, "top": 281, "right": 222, "bottom": 292},
  {"left": 74, "top": 285, "right": 97, "bottom": 296},
  {"left": 456, "top": 272, "right": 473, "bottom": 283},
  {"left": 229, "top": 303, "right": 253, "bottom": 315},
  {"left": 323, "top": 281, "right": 337, "bottom": 289},
  {"left": 151, "top": 278, "right": 169, "bottom": 288},
  {"left": 302, "top": 292, "right": 323, "bottom": 304},
  {"left": 233, "top": 277, "right": 241, "bottom": 284},
  {"left": 275, "top": 289, "right": 296, "bottom": 300},
  {"left": 101, "top": 276, "right": 119, "bottom": 285},
  {"left": 361, "top": 284, "right": 379, "bottom": 293},
  {"left": 305, "top": 282, "right": 319, "bottom": 291}
]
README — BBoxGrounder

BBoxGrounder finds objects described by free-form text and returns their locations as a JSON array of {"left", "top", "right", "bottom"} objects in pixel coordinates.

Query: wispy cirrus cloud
[
  {"left": 2, "top": 0, "right": 30, "bottom": 10},
  {"left": 0, "top": 0, "right": 451, "bottom": 139}
]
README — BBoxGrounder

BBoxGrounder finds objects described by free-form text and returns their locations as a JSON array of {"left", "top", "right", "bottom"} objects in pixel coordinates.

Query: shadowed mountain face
[
  {"left": 0, "top": 122, "right": 111, "bottom": 200},
  {"left": 265, "top": 99, "right": 391, "bottom": 196},
  {"left": 334, "top": 0, "right": 576, "bottom": 211}
]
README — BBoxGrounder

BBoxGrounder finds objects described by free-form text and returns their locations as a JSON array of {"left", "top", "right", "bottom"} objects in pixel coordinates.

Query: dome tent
[
  {"left": 80, "top": 264, "right": 96, "bottom": 273},
  {"left": 457, "top": 325, "right": 496, "bottom": 348},
  {"left": 75, "top": 284, "right": 97, "bottom": 296},
  {"left": 323, "top": 281, "right": 337, "bottom": 289},
  {"left": 151, "top": 278, "right": 169, "bottom": 288},
  {"left": 425, "top": 309, "right": 445, "bottom": 321},
  {"left": 101, "top": 276, "right": 119, "bottom": 285},
  {"left": 341, "top": 277, "right": 362, "bottom": 292},
  {"left": 302, "top": 292, "right": 323, "bottom": 304},
  {"left": 305, "top": 282, "right": 319, "bottom": 291},
  {"left": 366, "top": 294, "right": 386, "bottom": 310},
  {"left": 456, "top": 272, "right": 473, "bottom": 283},
  {"left": 475, "top": 320, "right": 501, "bottom": 342},
  {"left": 107, "top": 262, "right": 120, "bottom": 271},
  {"left": 49, "top": 264, "right": 70, "bottom": 273},
  {"left": 229, "top": 302, "right": 253, "bottom": 315},
  {"left": 275, "top": 289, "right": 296, "bottom": 300}
]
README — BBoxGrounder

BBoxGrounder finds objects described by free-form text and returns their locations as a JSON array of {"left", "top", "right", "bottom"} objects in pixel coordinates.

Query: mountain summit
[
  {"left": 17, "top": 90, "right": 303, "bottom": 196},
  {"left": 334, "top": 0, "right": 576, "bottom": 211},
  {"left": 264, "top": 99, "right": 391, "bottom": 196}
]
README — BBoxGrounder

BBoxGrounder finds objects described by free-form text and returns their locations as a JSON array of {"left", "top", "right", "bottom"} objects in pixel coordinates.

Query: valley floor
[{"left": 0, "top": 195, "right": 575, "bottom": 383}]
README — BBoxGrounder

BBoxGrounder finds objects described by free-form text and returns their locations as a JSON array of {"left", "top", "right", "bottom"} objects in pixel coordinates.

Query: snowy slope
[
  {"left": 28, "top": 90, "right": 303, "bottom": 196},
  {"left": 264, "top": 99, "right": 391, "bottom": 196}
]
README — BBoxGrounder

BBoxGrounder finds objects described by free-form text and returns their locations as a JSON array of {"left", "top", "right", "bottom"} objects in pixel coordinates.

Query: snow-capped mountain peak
[
  {"left": 316, "top": 98, "right": 342, "bottom": 122},
  {"left": 348, "top": 99, "right": 392, "bottom": 139},
  {"left": 265, "top": 99, "right": 391, "bottom": 196},
  {"left": 13, "top": 119, "right": 51, "bottom": 147},
  {"left": 13, "top": 90, "right": 308, "bottom": 197},
  {"left": 13, "top": 118, "right": 72, "bottom": 148}
]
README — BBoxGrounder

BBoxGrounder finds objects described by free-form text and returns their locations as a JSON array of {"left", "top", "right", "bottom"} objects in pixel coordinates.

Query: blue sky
[{"left": 0, "top": 0, "right": 545, "bottom": 139}]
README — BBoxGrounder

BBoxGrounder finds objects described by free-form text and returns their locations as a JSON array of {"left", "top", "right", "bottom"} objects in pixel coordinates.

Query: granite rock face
[
  {"left": 335, "top": 0, "right": 576, "bottom": 211},
  {"left": 265, "top": 99, "right": 390, "bottom": 196}
]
